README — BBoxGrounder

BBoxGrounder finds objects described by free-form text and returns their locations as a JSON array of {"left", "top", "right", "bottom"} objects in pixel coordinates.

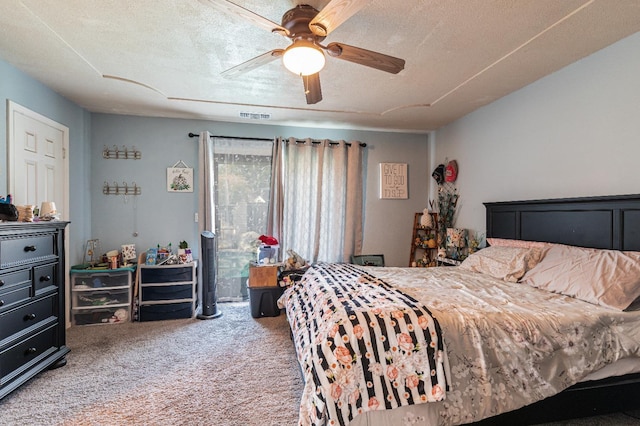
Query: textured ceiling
[{"left": 1, "top": 0, "right": 639, "bottom": 132}]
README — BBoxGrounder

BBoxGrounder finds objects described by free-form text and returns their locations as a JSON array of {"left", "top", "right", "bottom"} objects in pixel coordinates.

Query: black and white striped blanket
[{"left": 280, "top": 263, "right": 448, "bottom": 426}]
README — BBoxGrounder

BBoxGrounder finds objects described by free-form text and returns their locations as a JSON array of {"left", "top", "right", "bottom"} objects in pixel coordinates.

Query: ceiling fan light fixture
[{"left": 282, "top": 40, "right": 325, "bottom": 76}]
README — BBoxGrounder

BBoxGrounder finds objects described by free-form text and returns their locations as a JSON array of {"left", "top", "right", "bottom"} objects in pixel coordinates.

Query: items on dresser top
[{"left": 0, "top": 221, "right": 69, "bottom": 400}]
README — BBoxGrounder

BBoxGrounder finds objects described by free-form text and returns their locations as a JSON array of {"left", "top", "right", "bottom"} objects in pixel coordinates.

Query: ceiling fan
[{"left": 201, "top": 0, "right": 406, "bottom": 104}]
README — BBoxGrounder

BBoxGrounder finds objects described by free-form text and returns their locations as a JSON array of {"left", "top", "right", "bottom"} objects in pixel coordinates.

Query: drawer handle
[
  {"left": 24, "top": 245, "right": 37, "bottom": 252},
  {"left": 40, "top": 275, "right": 52, "bottom": 282},
  {"left": 25, "top": 347, "right": 37, "bottom": 355},
  {"left": 0, "top": 300, "right": 4, "bottom": 307},
  {"left": 0, "top": 279, "right": 4, "bottom": 287},
  {"left": 24, "top": 313, "right": 37, "bottom": 321}
]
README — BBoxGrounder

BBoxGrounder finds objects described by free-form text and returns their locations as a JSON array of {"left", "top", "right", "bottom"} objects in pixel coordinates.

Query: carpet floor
[{"left": 0, "top": 302, "right": 639, "bottom": 425}]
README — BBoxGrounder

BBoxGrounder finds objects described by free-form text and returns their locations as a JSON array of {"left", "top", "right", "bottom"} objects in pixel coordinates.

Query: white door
[
  {"left": 7, "top": 100, "right": 70, "bottom": 325},
  {"left": 7, "top": 101, "right": 68, "bottom": 214}
]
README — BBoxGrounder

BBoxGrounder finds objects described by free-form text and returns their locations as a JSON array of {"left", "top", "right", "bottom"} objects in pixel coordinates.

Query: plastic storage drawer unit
[
  {"left": 70, "top": 267, "right": 134, "bottom": 325},
  {"left": 136, "top": 262, "right": 197, "bottom": 321}
]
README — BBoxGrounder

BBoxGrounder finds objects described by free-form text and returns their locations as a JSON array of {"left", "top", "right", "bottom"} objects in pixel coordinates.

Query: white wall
[{"left": 433, "top": 31, "right": 640, "bottom": 235}]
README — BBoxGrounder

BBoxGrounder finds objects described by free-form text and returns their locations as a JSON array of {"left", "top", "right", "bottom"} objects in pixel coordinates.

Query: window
[{"left": 213, "top": 138, "right": 273, "bottom": 301}]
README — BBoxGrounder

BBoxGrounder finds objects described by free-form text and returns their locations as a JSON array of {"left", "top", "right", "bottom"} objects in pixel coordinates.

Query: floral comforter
[
  {"left": 353, "top": 266, "right": 640, "bottom": 425},
  {"left": 282, "top": 264, "right": 640, "bottom": 426},
  {"left": 279, "top": 263, "right": 448, "bottom": 426}
]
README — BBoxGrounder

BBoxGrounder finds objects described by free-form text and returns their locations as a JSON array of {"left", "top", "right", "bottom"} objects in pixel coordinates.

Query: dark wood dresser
[{"left": 0, "top": 221, "right": 69, "bottom": 399}]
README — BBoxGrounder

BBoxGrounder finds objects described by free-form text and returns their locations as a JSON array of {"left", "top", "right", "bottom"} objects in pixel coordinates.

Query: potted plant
[{"left": 178, "top": 241, "right": 192, "bottom": 263}]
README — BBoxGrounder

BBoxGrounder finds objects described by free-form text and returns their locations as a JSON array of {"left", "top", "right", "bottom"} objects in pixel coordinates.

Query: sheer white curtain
[{"left": 268, "top": 137, "right": 363, "bottom": 263}]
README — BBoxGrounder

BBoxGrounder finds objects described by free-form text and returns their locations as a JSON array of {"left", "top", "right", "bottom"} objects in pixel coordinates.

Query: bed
[{"left": 279, "top": 194, "right": 640, "bottom": 425}]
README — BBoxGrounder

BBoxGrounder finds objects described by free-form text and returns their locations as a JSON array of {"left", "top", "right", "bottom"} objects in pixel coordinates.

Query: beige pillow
[
  {"left": 487, "top": 237, "right": 551, "bottom": 249},
  {"left": 459, "top": 246, "right": 547, "bottom": 282},
  {"left": 521, "top": 244, "right": 640, "bottom": 311}
]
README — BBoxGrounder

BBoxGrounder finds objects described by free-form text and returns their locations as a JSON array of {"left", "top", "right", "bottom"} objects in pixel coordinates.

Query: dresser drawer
[
  {"left": 138, "top": 302, "right": 193, "bottom": 321},
  {"left": 0, "top": 234, "right": 56, "bottom": 268},
  {"left": 0, "top": 270, "right": 31, "bottom": 293},
  {"left": 0, "top": 295, "right": 57, "bottom": 345},
  {"left": 140, "top": 284, "right": 193, "bottom": 302},
  {"left": 72, "top": 288, "right": 130, "bottom": 308},
  {"left": 72, "top": 307, "right": 129, "bottom": 325},
  {"left": 71, "top": 270, "right": 131, "bottom": 289},
  {"left": 33, "top": 263, "right": 57, "bottom": 295},
  {"left": 0, "top": 325, "right": 57, "bottom": 386},
  {"left": 140, "top": 266, "right": 192, "bottom": 283},
  {"left": 0, "top": 284, "right": 31, "bottom": 312}
]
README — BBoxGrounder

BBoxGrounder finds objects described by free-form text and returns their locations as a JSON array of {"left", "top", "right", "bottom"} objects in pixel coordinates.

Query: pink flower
[
  {"left": 334, "top": 346, "right": 353, "bottom": 366},
  {"left": 431, "top": 384, "right": 445, "bottom": 400},
  {"left": 331, "top": 382, "right": 342, "bottom": 400},
  {"left": 397, "top": 333, "right": 414, "bottom": 352},
  {"left": 405, "top": 374, "right": 420, "bottom": 388},
  {"left": 418, "top": 315, "right": 430, "bottom": 330},
  {"left": 392, "top": 310, "right": 405, "bottom": 319},
  {"left": 353, "top": 324, "right": 364, "bottom": 339},
  {"left": 328, "top": 324, "right": 339, "bottom": 338},
  {"left": 349, "top": 388, "right": 360, "bottom": 405},
  {"left": 387, "top": 364, "right": 399, "bottom": 380},
  {"left": 368, "top": 397, "right": 380, "bottom": 410}
]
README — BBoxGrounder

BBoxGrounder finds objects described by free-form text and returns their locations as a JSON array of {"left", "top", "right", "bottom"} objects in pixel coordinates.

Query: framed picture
[
  {"left": 379, "top": 163, "right": 408, "bottom": 199},
  {"left": 167, "top": 161, "right": 193, "bottom": 192}
]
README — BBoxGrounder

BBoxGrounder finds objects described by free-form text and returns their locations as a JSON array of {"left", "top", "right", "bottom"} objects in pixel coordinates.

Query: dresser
[{"left": 0, "top": 221, "right": 69, "bottom": 399}]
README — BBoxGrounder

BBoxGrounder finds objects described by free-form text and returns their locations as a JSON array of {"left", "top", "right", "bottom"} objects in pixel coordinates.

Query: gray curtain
[
  {"left": 269, "top": 137, "right": 363, "bottom": 263},
  {"left": 198, "top": 130, "right": 215, "bottom": 235}
]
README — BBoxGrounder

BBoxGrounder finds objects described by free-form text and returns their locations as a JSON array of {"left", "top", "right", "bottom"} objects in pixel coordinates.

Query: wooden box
[{"left": 248, "top": 264, "right": 279, "bottom": 287}]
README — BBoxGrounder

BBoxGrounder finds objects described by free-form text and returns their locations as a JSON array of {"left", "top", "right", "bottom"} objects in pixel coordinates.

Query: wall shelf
[{"left": 409, "top": 212, "right": 439, "bottom": 267}]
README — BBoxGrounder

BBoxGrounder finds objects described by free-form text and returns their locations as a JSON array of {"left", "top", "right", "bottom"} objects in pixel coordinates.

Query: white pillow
[
  {"left": 521, "top": 244, "right": 640, "bottom": 311},
  {"left": 459, "top": 246, "right": 546, "bottom": 282}
]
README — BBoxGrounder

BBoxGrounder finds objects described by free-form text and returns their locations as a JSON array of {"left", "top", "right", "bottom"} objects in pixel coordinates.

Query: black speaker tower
[{"left": 198, "top": 231, "right": 222, "bottom": 319}]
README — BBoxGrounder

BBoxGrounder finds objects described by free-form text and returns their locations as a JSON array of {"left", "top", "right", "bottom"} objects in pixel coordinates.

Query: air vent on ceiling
[{"left": 239, "top": 112, "right": 271, "bottom": 120}]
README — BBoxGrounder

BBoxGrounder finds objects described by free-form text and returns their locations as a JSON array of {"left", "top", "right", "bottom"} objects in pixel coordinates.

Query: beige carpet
[
  {"left": 0, "top": 303, "right": 302, "bottom": 425},
  {"left": 1, "top": 302, "right": 639, "bottom": 426}
]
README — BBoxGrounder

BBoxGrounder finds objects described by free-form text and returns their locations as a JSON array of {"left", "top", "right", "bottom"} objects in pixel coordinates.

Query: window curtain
[
  {"left": 198, "top": 131, "right": 215, "bottom": 235},
  {"left": 268, "top": 137, "right": 363, "bottom": 263}
]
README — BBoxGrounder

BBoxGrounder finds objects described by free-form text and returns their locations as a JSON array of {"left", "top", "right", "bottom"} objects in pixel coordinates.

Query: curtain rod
[
  {"left": 188, "top": 132, "right": 273, "bottom": 142},
  {"left": 292, "top": 138, "right": 366, "bottom": 148},
  {"left": 187, "top": 132, "right": 365, "bottom": 147}
]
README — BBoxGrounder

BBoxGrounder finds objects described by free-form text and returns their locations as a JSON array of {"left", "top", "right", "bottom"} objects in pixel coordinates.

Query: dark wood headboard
[{"left": 484, "top": 194, "right": 640, "bottom": 251}]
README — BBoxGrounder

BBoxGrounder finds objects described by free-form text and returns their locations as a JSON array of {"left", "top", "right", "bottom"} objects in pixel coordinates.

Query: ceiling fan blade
[
  {"left": 221, "top": 49, "right": 284, "bottom": 78},
  {"left": 326, "top": 42, "right": 405, "bottom": 74},
  {"left": 199, "top": 0, "right": 289, "bottom": 36},
  {"left": 303, "top": 73, "right": 322, "bottom": 104},
  {"left": 309, "top": 0, "right": 368, "bottom": 37}
]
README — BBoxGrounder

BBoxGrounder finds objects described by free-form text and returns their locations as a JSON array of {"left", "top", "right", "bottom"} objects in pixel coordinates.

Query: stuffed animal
[{"left": 285, "top": 249, "right": 307, "bottom": 270}]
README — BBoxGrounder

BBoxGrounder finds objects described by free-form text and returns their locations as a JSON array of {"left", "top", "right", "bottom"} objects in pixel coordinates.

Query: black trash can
[{"left": 249, "top": 286, "right": 283, "bottom": 318}]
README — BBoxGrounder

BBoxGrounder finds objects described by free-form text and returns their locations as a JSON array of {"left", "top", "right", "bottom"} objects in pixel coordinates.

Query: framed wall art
[
  {"left": 379, "top": 162, "right": 408, "bottom": 199},
  {"left": 167, "top": 160, "right": 193, "bottom": 192}
]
